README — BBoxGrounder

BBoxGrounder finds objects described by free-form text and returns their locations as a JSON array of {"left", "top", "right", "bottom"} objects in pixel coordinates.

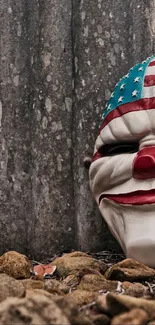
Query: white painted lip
[{"left": 99, "top": 189, "right": 155, "bottom": 205}]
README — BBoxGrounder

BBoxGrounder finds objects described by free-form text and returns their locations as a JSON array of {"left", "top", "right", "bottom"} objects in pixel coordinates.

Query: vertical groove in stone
[
  {"left": 0, "top": 0, "right": 32, "bottom": 255},
  {"left": 27, "top": 0, "right": 75, "bottom": 258}
]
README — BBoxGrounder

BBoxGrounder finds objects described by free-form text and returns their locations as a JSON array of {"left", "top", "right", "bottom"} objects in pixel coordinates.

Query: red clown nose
[{"left": 133, "top": 146, "right": 155, "bottom": 179}]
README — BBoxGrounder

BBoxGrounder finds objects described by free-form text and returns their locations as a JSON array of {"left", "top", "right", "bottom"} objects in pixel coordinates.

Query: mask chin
[{"left": 100, "top": 198, "right": 155, "bottom": 268}]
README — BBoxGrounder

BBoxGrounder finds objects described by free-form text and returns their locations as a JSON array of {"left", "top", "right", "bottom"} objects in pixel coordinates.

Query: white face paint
[
  {"left": 89, "top": 56, "right": 155, "bottom": 267},
  {"left": 90, "top": 141, "right": 155, "bottom": 267},
  {"left": 100, "top": 199, "right": 155, "bottom": 268}
]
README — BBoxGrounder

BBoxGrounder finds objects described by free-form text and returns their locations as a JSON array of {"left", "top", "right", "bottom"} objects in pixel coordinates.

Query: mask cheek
[
  {"left": 90, "top": 154, "right": 135, "bottom": 200},
  {"left": 110, "top": 154, "right": 134, "bottom": 184},
  {"left": 100, "top": 198, "right": 155, "bottom": 268},
  {"left": 99, "top": 198, "right": 126, "bottom": 252}
]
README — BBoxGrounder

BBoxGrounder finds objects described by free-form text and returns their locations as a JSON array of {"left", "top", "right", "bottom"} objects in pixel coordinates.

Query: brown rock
[
  {"left": 78, "top": 274, "right": 117, "bottom": 292},
  {"left": 21, "top": 279, "right": 44, "bottom": 290},
  {"left": 0, "top": 251, "right": 31, "bottom": 279},
  {"left": 62, "top": 251, "right": 90, "bottom": 258},
  {"left": 0, "top": 294, "right": 70, "bottom": 325},
  {"left": 90, "top": 313, "right": 110, "bottom": 325},
  {"left": 111, "top": 308, "right": 148, "bottom": 325},
  {"left": 52, "top": 252, "right": 108, "bottom": 278},
  {"left": 67, "top": 289, "right": 97, "bottom": 307},
  {"left": 96, "top": 295, "right": 109, "bottom": 314},
  {"left": 26, "top": 289, "right": 55, "bottom": 299},
  {"left": 105, "top": 258, "right": 155, "bottom": 282},
  {"left": 106, "top": 293, "right": 155, "bottom": 319},
  {"left": 63, "top": 274, "right": 79, "bottom": 287},
  {"left": 75, "top": 268, "right": 102, "bottom": 278},
  {"left": 55, "top": 295, "right": 93, "bottom": 325},
  {"left": 0, "top": 273, "right": 25, "bottom": 302},
  {"left": 122, "top": 281, "right": 148, "bottom": 297},
  {"left": 44, "top": 279, "right": 70, "bottom": 295},
  {"left": 71, "top": 314, "right": 93, "bottom": 325}
]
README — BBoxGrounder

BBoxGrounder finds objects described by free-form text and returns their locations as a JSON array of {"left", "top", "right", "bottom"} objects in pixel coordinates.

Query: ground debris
[{"left": 1, "top": 250, "right": 155, "bottom": 325}]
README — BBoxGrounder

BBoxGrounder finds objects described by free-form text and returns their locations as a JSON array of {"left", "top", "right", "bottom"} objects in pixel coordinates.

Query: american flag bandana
[{"left": 99, "top": 55, "right": 155, "bottom": 131}]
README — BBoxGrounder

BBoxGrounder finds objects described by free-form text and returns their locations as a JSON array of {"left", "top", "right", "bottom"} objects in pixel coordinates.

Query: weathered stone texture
[
  {"left": 0, "top": 0, "right": 155, "bottom": 257},
  {"left": 0, "top": 0, "right": 75, "bottom": 258},
  {"left": 27, "top": 0, "right": 75, "bottom": 257},
  {"left": 0, "top": 0, "right": 32, "bottom": 254}
]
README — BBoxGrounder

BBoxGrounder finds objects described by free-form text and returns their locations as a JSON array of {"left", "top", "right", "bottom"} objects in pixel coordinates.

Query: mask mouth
[{"left": 99, "top": 189, "right": 155, "bottom": 205}]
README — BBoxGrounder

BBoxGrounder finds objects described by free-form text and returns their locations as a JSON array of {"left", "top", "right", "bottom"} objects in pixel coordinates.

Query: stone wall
[{"left": 0, "top": 0, "right": 154, "bottom": 258}]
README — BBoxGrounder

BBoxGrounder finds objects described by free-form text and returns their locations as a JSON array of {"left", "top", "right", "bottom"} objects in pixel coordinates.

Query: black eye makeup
[{"left": 98, "top": 141, "right": 139, "bottom": 156}]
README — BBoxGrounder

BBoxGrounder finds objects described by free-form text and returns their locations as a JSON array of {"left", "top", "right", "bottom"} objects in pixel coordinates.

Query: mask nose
[{"left": 133, "top": 146, "right": 155, "bottom": 180}]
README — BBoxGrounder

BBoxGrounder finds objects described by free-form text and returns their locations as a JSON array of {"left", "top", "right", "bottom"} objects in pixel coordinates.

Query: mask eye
[{"left": 98, "top": 141, "right": 139, "bottom": 156}]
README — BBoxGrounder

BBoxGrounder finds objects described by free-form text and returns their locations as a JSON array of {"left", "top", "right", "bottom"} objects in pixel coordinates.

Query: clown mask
[{"left": 89, "top": 55, "right": 155, "bottom": 268}]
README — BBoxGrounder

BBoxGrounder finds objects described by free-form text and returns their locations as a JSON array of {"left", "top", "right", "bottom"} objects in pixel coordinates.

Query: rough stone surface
[
  {"left": 111, "top": 308, "right": 149, "bottom": 325},
  {"left": 54, "top": 295, "right": 94, "bottom": 325},
  {"left": 90, "top": 313, "right": 110, "bottom": 325},
  {"left": 67, "top": 290, "right": 97, "bottom": 307},
  {"left": 105, "top": 258, "right": 155, "bottom": 282},
  {"left": 0, "top": 0, "right": 75, "bottom": 259},
  {"left": 96, "top": 295, "right": 110, "bottom": 315},
  {"left": 44, "top": 279, "right": 70, "bottom": 295},
  {"left": 0, "top": 295, "right": 70, "bottom": 325},
  {"left": 122, "top": 281, "right": 148, "bottom": 298},
  {"left": 0, "top": 251, "right": 31, "bottom": 279},
  {"left": 21, "top": 279, "right": 44, "bottom": 290},
  {"left": 63, "top": 274, "right": 80, "bottom": 287},
  {"left": 78, "top": 274, "right": 117, "bottom": 292},
  {"left": 53, "top": 252, "right": 108, "bottom": 277},
  {"left": 0, "top": 252, "right": 155, "bottom": 324},
  {"left": 0, "top": 273, "right": 25, "bottom": 302},
  {"left": 106, "top": 293, "right": 155, "bottom": 320},
  {"left": 26, "top": 289, "right": 55, "bottom": 300}
]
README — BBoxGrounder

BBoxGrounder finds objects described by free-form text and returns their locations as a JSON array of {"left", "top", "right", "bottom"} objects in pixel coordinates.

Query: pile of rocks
[{"left": 0, "top": 250, "right": 155, "bottom": 324}]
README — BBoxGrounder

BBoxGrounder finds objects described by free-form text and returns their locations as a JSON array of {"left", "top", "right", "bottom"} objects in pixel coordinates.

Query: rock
[
  {"left": 122, "top": 281, "right": 148, "bottom": 297},
  {"left": 71, "top": 314, "right": 93, "bottom": 325},
  {"left": 0, "top": 273, "right": 25, "bottom": 302},
  {"left": 78, "top": 274, "right": 117, "bottom": 292},
  {"left": 90, "top": 313, "right": 110, "bottom": 325},
  {"left": 106, "top": 293, "right": 155, "bottom": 319},
  {"left": 62, "top": 251, "right": 90, "bottom": 258},
  {"left": 75, "top": 268, "right": 103, "bottom": 279},
  {"left": 63, "top": 274, "right": 79, "bottom": 287},
  {"left": 96, "top": 295, "right": 109, "bottom": 314},
  {"left": 0, "top": 294, "right": 70, "bottom": 325},
  {"left": 52, "top": 251, "right": 108, "bottom": 278},
  {"left": 55, "top": 295, "right": 93, "bottom": 325},
  {"left": 111, "top": 308, "right": 149, "bottom": 325},
  {"left": 105, "top": 258, "right": 155, "bottom": 282},
  {"left": 44, "top": 279, "right": 70, "bottom": 295},
  {"left": 26, "top": 289, "right": 55, "bottom": 299},
  {"left": 67, "top": 289, "right": 97, "bottom": 307},
  {"left": 0, "top": 251, "right": 31, "bottom": 279},
  {"left": 21, "top": 279, "right": 44, "bottom": 290}
]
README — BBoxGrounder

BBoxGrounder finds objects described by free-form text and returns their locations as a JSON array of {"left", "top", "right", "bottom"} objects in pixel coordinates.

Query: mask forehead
[
  {"left": 101, "top": 56, "right": 154, "bottom": 122},
  {"left": 94, "top": 55, "right": 155, "bottom": 151}
]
